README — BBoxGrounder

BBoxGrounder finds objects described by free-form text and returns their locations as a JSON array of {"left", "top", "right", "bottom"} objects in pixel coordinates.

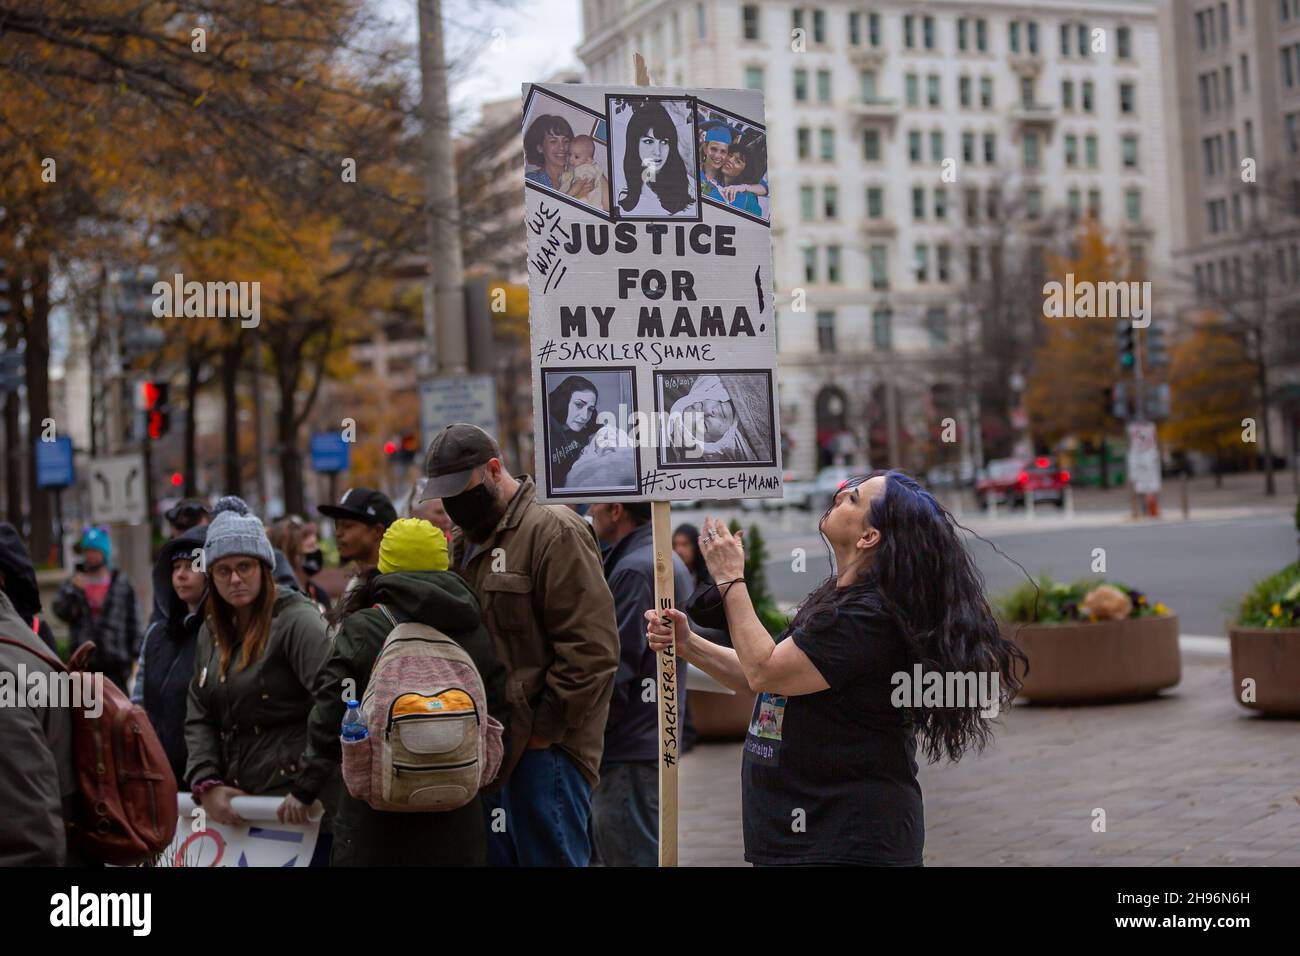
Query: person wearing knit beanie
[
  {"left": 204, "top": 496, "right": 275, "bottom": 569},
  {"left": 377, "top": 518, "right": 449, "bottom": 574}
]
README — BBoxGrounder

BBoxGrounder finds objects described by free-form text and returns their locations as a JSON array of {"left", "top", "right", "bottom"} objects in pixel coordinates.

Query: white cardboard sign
[
  {"left": 523, "top": 83, "right": 781, "bottom": 503},
  {"left": 160, "top": 794, "right": 323, "bottom": 867}
]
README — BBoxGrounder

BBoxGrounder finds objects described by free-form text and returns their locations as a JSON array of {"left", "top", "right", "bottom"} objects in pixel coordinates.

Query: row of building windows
[
  {"left": 1283, "top": 42, "right": 1300, "bottom": 87},
  {"left": 845, "top": 126, "right": 1141, "bottom": 171},
  {"left": 1204, "top": 120, "right": 1257, "bottom": 175},
  {"left": 750, "top": 65, "right": 1138, "bottom": 119},
  {"left": 795, "top": 183, "right": 1143, "bottom": 227},
  {"left": 743, "top": 6, "right": 1135, "bottom": 60},
  {"left": 1205, "top": 189, "right": 1263, "bottom": 234},
  {"left": 1199, "top": 56, "right": 1250, "bottom": 112},
  {"left": 814, "top": 308, "right": 950, "bottom": 354},
  {"left": 1194, "top": 242, "right": 1300, "bottom": 300}
]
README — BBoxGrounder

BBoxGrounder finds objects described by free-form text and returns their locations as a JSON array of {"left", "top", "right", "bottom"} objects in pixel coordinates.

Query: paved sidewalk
[{"left": 679, "top": 655, "right": 1300, "bottom": 866}]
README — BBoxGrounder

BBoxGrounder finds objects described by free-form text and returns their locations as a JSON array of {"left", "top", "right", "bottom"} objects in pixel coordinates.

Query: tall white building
[{"left": 578, "top": 0, "right": 1172, "bottom": 477}]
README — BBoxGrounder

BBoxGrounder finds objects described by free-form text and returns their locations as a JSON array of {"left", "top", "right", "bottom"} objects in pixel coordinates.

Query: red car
[{"left": 975, "top": 456, "right": 1070, "bottom": 509}]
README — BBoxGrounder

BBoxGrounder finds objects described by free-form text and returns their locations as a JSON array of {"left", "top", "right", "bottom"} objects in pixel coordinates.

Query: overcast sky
[{"left": 383, "top": 0, "right": 584, "bottom": 129}]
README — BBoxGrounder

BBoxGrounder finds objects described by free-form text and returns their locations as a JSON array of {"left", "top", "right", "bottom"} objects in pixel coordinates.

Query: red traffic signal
[
  {"left": 147, "top": 409, "right": 169, "bottom": 440},
  {"left": 170, "top": 472, "right": 183, "bottom": 487},
  {"left": 384, "top": 440, "right": 398, "bottom": 456}
]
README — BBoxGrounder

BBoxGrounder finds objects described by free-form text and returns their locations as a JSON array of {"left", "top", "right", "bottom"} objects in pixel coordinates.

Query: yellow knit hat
[{"left": 378, "top": 518, "right": 449, "bottom": 574}]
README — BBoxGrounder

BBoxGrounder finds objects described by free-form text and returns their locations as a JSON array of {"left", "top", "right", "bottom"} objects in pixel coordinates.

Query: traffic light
[
  {"left": 139, "top": 381, "right": 171, "bottom": 440},
  {"left": 1146, "top": 382, "right": 1170, "bottom": 420},
  {"left": 1146, "top": 323, "right": 1168, "bottom": 368},
  {"left": 386, "top": 433, "right": 419, "bottom": 467},
  {"left": 1115, "top": 318, "right": 1135, "bottom": 370},
  {"left": 1109, "top": 381, "right": 1129, "bottom": 420}
]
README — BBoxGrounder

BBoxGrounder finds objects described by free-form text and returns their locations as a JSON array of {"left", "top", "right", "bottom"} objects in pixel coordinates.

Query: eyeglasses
[{"left": 212, "top": 559, "right": 259, "bottom": 582}]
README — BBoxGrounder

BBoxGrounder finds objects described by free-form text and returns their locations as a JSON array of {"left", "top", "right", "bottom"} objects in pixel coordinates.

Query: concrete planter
[
  {"left": 1228, "top": 627, "right": 1300, "bottom": 716},
  {"left": 688, "top": 689, "right": 756, "bottom": 741},
  {"left": 1007, "top": 615, "right": 1181, "bottom": 705}
]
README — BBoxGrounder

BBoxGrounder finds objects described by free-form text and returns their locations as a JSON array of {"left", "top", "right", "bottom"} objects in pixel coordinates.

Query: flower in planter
[
  {"left": 1237, "top": 563, "right": 1300, "bottom": 628},
  {"left": 997, "top": 575, "right": 1170, "bottom": 624}
]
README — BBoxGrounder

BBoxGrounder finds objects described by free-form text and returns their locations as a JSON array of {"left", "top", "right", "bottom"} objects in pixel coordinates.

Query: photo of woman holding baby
[
  {"left": 610, "top": 97, "right": 697, "bottom": 220},
  {"left": 523, "top": 103, "right": 611, "bottom": 214}
]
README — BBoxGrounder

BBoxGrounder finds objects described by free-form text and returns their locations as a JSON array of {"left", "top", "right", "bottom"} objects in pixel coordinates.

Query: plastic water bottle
[{"left": 341, "top": 699, "right": 368, "bottom": 742}]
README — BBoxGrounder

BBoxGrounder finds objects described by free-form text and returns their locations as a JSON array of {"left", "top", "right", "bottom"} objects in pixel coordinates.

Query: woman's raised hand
[{"left": 699, "top": 517, "right": 745, "bottom": 581}]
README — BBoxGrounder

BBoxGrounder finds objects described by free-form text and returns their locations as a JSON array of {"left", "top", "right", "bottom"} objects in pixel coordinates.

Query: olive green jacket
[{"left": 184, "top": 587, "right": 331, "bottom": 797}]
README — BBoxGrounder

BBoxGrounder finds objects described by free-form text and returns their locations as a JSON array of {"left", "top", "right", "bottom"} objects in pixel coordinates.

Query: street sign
[
  {"left": 310, "top": 431, "right": 351, "bottom": 474},
  {"left": 418, "top": 375, "right": 499, "bottom": 452},
  {"left": 35, "top": 436, "right": 74, "bottom": 489},
  {"left": 1126, "top": 422, "right": 1161, "bottom": 494},
  {"left": 89, "top": 453, "right": 147, "bottom": 524}
]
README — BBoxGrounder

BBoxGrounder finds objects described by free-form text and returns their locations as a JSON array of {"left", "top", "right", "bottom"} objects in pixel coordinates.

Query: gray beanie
[{"left": 203, "top": 496, "right": 275, "bottom": 569}]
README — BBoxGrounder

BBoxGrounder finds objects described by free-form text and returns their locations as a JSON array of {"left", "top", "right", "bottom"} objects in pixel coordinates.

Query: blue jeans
[
  {"left": 590, "top": 761, "right": 658, "bottom": 867},
  {"left": 482, "top": 746, "right": 592, "bottom": 866}
]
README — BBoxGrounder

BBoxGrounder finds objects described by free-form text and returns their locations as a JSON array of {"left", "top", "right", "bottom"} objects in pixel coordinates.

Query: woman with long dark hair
[
  {"left": 616, "top": 100, "right": 693, "bottom": 216},
  {"left": 547, "top": 374, "right": 601, "bottom": 488},
  {"left": 647, "top": 470, "right": 1025, "bottom": 866},
  {"left": 672, "top": 523, "right": 713, "bottom": 589}
]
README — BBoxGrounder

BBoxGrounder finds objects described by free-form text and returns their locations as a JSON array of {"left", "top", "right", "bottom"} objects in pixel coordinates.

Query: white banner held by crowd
[
  {"left": 523, "top": 82, "right": 781, "bottom": 503},
  {"left": 160, "top": 794, "right": 323, "bottom": 867}
]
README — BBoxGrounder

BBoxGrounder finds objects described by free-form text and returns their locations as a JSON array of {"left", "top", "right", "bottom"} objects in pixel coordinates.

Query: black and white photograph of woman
[
  {"left": 543, "top": 369, "right": 639, "bottom": 495},
  {"left": 607, "top": 95, "right": 698, "bottom": 220}
]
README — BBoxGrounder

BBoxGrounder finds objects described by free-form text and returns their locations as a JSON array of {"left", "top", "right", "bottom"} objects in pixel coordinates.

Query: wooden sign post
[{"left": 634, "top": 51, "right": 680, "bottom": 869}]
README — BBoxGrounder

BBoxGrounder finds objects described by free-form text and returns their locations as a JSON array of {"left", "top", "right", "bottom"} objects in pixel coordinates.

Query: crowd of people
[{"left": 1, "top": 422, "right": 1022, "bottom": 868}]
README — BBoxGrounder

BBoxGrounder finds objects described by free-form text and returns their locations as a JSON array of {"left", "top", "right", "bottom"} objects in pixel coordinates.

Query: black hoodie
[
  {"left": 140, "top": 524, "right": 209, "bottom": 783},
  {"left": 0, "top": 522, "right": 57, "bottom": 653}
]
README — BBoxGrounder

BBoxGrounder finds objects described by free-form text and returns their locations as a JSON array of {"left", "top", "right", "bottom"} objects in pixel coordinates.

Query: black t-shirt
[{"left": 741, "top": 600, "right": 924, "bottom": 866}]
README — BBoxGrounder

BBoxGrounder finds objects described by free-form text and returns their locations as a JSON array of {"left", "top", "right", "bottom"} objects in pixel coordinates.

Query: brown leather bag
[{"left": 0, "top": 636, "right": 179, "bottom": 865}]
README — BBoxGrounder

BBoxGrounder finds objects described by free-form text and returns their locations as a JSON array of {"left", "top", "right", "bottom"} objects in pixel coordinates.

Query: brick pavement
[{"left": 678, "top": 654, "right": 1300, "bottom": 866}]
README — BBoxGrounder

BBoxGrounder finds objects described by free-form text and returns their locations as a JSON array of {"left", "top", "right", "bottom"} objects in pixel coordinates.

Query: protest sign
[
  {"left": 523, "top": 79, "right": 780, "bottom": 504},
  {"left": 159, "top": 795, "right": 323, "bottom": 867}
]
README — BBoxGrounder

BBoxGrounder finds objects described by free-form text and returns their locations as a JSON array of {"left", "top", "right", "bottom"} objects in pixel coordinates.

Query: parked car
[
  {"left": 925, "top": 461, "right": 976, "bottom": 489},
  {"left": 975, "top": 456, "right": 1070, "bottom": 509},
  {"left": 746, "top": 472, "right": 814, "bottom": 511},
  {"left": 811, "top": 465, "right": 860, "bottom": 514}
]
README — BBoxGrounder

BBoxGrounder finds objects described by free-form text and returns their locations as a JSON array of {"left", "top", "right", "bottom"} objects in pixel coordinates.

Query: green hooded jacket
[
  {"left": 185, "top": 586, "right": 332, "bottom": 798},
  {"left": 293, "top": 570, "right": 509, "bottom": 866}
]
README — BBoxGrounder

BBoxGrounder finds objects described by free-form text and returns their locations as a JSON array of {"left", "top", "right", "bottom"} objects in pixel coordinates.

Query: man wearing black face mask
[{"left": 423, "top": 423, "right": 619, "bottom": 867}]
